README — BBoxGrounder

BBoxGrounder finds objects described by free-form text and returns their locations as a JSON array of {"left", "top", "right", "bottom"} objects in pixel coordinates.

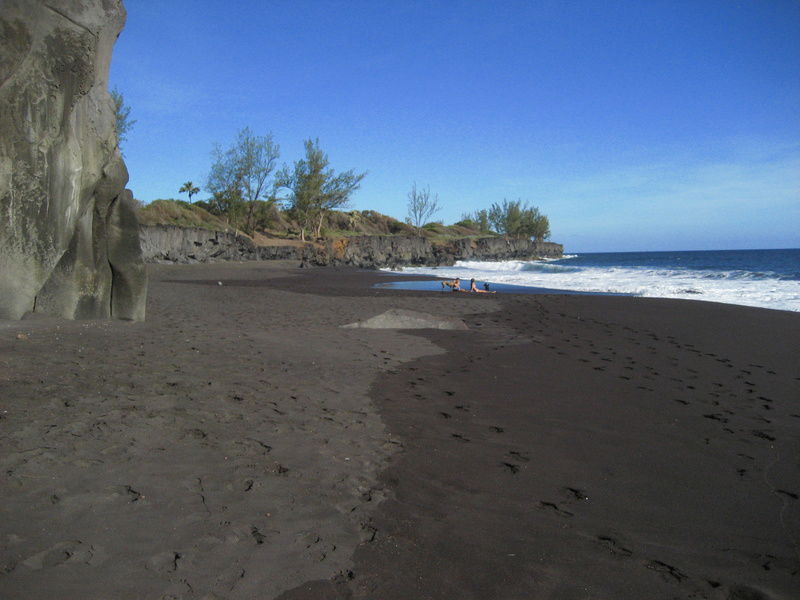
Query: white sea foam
[{"left": 387, "top": 259, "right": 800, "bottom": 312}]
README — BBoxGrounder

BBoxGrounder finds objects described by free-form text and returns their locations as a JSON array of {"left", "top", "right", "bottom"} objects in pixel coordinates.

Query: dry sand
[{"left": 1, "top": 262, "right": 798, "bottom": 599}]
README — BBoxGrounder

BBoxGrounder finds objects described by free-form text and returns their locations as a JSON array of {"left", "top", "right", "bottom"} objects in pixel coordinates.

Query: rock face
[
  {"left": 318, "top": 235, "right": 563, "bottom": 268},
  {"left": 139, "top": 225, "right": 301, "bottom": 264},
  {"left": 0, "top": 0, "right": 146, "bottom": 320},
  {"left": 139, "top": 225, "right": 563, "bottom": 268}
]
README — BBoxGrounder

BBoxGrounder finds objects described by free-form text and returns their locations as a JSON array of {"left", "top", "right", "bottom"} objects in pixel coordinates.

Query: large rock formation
[
  {"left": 138, "top": 225, "right": 563, "bottom": 268},
  {"left": 139, "top": 224, "right": 302, "bottom": 264},
  {"left": 318, "top": 235, "right": 564, "bottom": 268},
  {"left": 0, "top": 0, "right": 146, "bottom": 320}
]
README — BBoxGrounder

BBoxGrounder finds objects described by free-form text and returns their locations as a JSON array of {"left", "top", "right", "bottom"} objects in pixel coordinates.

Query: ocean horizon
[{"left": 386, "top": 247, "right": 800, "bottom": 312}]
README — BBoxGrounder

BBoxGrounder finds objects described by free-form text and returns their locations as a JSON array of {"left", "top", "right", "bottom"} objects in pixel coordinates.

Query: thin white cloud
[{"left": 537, "top": 143, "right": 800, "bottom": 250}]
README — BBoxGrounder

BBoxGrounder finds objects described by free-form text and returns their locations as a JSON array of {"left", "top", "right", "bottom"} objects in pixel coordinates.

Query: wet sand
[{"left": 2, "top": 262, "right": 798, "bottom": 599}]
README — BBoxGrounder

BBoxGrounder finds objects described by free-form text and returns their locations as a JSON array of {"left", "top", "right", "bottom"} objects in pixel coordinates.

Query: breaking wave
[{"left": 387, "top": 249, "right": 800, "bottom": 312}]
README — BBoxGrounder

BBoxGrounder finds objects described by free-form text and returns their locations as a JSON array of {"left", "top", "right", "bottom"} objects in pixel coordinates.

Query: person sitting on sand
[
  {"left": 442, "top": 278, "right": 465, "bottom": 291},
  {"left": 469, "top": 278, "right": 496, "bottom": 293}
]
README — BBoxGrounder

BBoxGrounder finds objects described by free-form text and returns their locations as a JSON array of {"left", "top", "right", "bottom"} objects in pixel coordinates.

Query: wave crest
[{"left": 392, "top": 259, "right": 800, "bottom": 312}]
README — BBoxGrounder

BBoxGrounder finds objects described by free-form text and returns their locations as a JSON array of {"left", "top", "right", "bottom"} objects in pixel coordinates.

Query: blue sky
[{"left": 111, "top": 0, "right": 800, "bottom": 253}]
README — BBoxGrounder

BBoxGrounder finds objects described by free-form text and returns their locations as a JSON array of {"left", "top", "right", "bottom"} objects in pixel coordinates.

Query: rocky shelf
[{"left": 139, "top": 224, "right": 563, "bottom": 269}]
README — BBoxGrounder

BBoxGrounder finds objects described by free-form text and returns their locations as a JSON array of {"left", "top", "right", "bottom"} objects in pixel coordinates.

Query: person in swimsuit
[
  {"left": 442, "top": 278, "right": 463, "bottom": 291},
  {"left": 469, "top": 278, "right": 496, "bottom": 293}
]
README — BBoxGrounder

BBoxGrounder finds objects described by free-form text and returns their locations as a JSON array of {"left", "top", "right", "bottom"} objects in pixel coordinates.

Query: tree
[
  {"left": 207, "top": 150, "right": 242, "bottom": 226},
  {"left": 206, "top": 127, "right": 280, "bottom": 234},
  {"left": 406, "top": 182, "right": 440, "bottom": 235},
  {"left": 523, "top": 207, "right": 551, "bottom": 241},
  {"left": 179, "top": 181, "right": 200, "bottom": 202},
  {"left": 488, "top": 199, "right": 550, "bottom": 240},
  {"left": 488, "top": 199, "right": 517, "bottom": 236},
  {"left": 277, "top": 139, "right": 366, "bottom": 241},
  {"left": 459, "top": 209, "right": 491, "bottom": 233},
  {"left": 110, "top": 87, "right": 136, "bottom": 151},
  {"left": 534, "top": 214, "right": 551, "bottom": 241}
]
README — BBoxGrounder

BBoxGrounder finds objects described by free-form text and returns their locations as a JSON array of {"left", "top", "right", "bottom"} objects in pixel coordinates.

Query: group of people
[{"left": 441, "top": 277, "right": 496, "bottom": 294}]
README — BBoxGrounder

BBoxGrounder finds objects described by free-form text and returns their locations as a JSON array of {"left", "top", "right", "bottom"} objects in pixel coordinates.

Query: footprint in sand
[
  {"left": 21, "top": 540, "right": 108, "bottom": 570},
  {"left": 538, "top": 501, "right": 573, "bottom": 518},
  {"left": 596, "top": 535, "right": 632, "bottom": 558},
  {"left": 703, "top": 413, "right": 729, "bottom": 423},
  {"left": 146, "top": 550, "right": 183, "bottom": 573},
  {"left": 751, "top": 429, "right": 776, "bottom": 442},
  {"left": 645, "top": 559, "right": 687, "bottom": 582},
  {"left": 562, "top": 487, "right": 588, "bottom": 501},
  {"left": 507, "top": 450, "right": 530, "bottom": 463}
]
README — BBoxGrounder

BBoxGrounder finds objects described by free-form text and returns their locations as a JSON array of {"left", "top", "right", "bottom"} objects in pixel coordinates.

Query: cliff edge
[{"left": 139, "top": 225, "right": 563, "bottom": 268}]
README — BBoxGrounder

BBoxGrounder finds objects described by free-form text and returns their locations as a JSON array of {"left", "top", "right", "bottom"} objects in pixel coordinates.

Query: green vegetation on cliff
[
  {"left": 136, "top": 125, "right": 553, "bottom": 246},
  {"left": 276, "top": 138, "right": 367, "bottom": 241},
  {"left": 137, "top": 199, "right": 231, "bottom": 231},
  {"left": 137, "top": 199, "right": 494, "bottom": 243}
]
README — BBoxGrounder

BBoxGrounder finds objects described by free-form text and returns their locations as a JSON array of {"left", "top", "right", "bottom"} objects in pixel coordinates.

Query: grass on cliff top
[
  {"left": 137, "top": 199, "right": 231, "bottom": 231},
  {"left": 322, "top": 212, "right": 492, "bottom": 240},
  {"left": 136, "top": 199, "right": 495, "bottom": 243}
]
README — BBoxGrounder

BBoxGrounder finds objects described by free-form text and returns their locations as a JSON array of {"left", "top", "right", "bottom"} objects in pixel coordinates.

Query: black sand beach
[{"left": 2, "top": 262, "right": 798, "bottom": 599}]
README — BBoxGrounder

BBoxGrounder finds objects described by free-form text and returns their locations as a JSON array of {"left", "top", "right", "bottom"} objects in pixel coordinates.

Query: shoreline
[
  {"left": 376, "top": 276, "right": 800, "bottom": 314},
  {"left": 2, "top": 263, "right": 798, "bottom": 599},
  {"left": 374, "top": 277, "right": 634, "bottom": 297},
  {"left": 385, "top": 247, "right": 800, "bottom": 314}
]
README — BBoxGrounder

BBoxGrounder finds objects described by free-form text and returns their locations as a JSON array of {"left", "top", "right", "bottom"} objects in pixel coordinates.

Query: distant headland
[{"left": 136, "top": 199, "right": 563, "bottom": 268}]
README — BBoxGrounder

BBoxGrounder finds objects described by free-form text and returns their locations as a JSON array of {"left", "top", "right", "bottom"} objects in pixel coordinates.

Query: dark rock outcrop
[
  {"left": 0, "top": 0, "right": 146, "bottom": 320},
  {"left": 139, "top": 225, "right": 302, "bottom": 263},
  {"left": 317, "top": 235, "right": 563, "bottom": 268},
  {"left": 139, "top": 225, "right": 563, "bottom": 268}
]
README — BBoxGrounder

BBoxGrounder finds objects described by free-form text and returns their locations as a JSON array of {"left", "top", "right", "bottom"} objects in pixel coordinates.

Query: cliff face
[
  {"left": 140, "top": 225, "right": 563, "bottom": 268},
  {"left": 318, "top": 235, "right": 562, "bottom": 268},
  {"left": 0, "top": 0, "right": 146, "bottom": 320},
  {"left": 140, "top": 225, "right": 270, "bottom": 263}
]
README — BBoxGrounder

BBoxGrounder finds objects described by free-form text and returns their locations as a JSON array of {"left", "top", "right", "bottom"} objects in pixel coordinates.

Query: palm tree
[{"left": 179, "top": 181, "right": 200, "bottom": 201}]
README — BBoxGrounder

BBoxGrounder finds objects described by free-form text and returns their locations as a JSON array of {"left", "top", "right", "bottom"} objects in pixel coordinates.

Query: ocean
[{"left": 384, "top": 248, "right": 800, "bottom": 312}]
